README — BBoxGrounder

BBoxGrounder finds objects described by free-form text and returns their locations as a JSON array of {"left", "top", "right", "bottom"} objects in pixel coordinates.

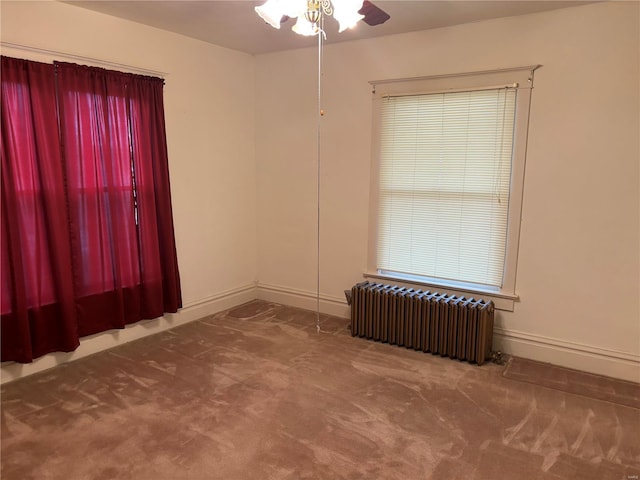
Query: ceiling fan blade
[{"left": 359, "top": 1, "right": 391, "bottom": 26}]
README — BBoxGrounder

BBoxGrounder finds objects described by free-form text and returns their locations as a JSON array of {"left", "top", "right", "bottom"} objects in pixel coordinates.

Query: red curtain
[
  {"left": 126, "top": 74, "right": 181, "bottom": 315},
  {"left": 1, "top": 57, "right": 79, "bottom": 361},
  {"left": 1, "top": 57, "right": 181, "bottom": 362}
]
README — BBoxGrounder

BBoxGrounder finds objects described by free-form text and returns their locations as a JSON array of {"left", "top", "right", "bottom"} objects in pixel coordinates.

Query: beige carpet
[{"left": 2, "top": 300, "right": 639, "bottom": 480}]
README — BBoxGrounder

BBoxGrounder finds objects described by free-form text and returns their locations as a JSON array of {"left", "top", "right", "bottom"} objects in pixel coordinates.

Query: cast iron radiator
[{"left": 349, "top": 281, "right": 495, "bottom": 365}]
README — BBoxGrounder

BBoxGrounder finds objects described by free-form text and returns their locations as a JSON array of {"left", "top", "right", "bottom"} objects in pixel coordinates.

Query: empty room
[{"left": 1, "top": 1, "right": 638, "bottom": 479}]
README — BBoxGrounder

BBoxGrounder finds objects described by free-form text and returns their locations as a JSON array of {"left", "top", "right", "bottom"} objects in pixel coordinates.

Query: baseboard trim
[
  {"left": 256, "top": 282, "right": 350, "bottom": 319},
  {"left": 255, "top": 283, "right": 639, "bottom": 382},
  {"left": 0, "top": 283, "right": 257, "bottom": 385},
  {"left": 494, "top": 327, "right": 640, "bottom": 383},
  {"left": 174, "top": 283, "right": 257, "bottom": 323},
  {"left": 4, "top": 283, "right": 637, "bottom": 384}
]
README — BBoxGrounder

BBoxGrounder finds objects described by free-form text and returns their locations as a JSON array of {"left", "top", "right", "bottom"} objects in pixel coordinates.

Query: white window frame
[{"left": 366, "top": 66, "right": 540, "bottom": 311}]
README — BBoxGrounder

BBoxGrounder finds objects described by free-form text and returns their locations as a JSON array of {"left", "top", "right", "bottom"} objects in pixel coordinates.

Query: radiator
[{"left": 349, "top": 281, "right": 495, "bottom": 365}]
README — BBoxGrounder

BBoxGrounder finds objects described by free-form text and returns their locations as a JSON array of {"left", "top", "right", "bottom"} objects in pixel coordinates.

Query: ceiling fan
[{"left": 256, "top": 0, "right": 391, "bottom": 36}]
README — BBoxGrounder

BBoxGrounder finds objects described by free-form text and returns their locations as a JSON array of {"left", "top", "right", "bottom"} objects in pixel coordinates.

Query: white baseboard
[
  {"left": 0, "top": 283, "right": 257, "bottom": 385},
  {"left": 4, "top": 282, "right": 638, "bottom": 385},
  {"left": 258, "top": 283, "right": 640, "bottom": 383},
  {"left": 494, "top": 327, "right": 640, "bottom": 383},
  {"left": 256, "top": 282, "right": 350, "bottom": 319}
]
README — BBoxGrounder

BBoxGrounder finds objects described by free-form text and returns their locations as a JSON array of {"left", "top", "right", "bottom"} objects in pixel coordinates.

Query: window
[{"left": 367, "top": 67, "right": 538, "bottom": 308}]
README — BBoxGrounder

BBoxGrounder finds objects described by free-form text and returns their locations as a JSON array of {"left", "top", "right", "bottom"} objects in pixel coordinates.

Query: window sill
[{"left": 363, "top": 272, "right": 518, "bottom": 312}]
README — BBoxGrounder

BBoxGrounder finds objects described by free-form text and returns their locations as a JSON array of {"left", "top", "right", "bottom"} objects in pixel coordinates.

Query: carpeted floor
[
  {"left": 2, "top": 300, "right": 639, "bottom": 480},
  {"left": 503, "top": 357, "right": 640, "bottom": 410}
]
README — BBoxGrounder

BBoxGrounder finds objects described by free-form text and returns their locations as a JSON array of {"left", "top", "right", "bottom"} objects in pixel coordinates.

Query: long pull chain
[{"left": 315, "top": 17, "right": 324, "bottom": 334}]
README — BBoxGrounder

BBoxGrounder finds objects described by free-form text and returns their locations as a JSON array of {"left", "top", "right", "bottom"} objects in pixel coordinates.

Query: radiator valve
[{"left": 490, "top": 351, "right": 506, "bottom": 365}]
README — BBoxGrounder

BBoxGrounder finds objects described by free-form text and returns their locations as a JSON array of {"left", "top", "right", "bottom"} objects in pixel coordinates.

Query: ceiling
[{"left": 65, "top": 1, "right": 593, "bottom": 55}]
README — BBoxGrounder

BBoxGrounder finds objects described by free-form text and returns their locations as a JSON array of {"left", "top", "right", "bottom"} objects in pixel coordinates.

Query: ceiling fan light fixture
[
  {"left": 254, "top": 0, "right": 285, "bottom": 29},
  {"left": 304, "top": 0, "right": 322, "bottom": 25},
  {"left": 255, "top": 0, "right": 367, "bottom": 36},
  {"left": 333, "top": 0, "right": 365, "bottom": 32},
  {"left": 292, "top": 16, "right": 319, "bottom": 36}
]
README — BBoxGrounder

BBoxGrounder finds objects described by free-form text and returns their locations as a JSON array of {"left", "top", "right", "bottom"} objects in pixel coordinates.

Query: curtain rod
[{"left": 0, "top": 41, "right": 168, "bottom": 78}]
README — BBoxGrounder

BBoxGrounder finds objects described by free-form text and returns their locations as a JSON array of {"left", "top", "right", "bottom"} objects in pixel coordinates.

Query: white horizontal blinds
[{"left": 377, "top": 88, "right": 516, "bottom": 287}]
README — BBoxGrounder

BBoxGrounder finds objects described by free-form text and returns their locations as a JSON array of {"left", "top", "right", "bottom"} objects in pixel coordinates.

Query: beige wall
[
  {"left": 1, "top": 0, "right": 257, "bottom": 381},
  {"left": 255, "top": 2, "right": 640, "bottom": 381}
]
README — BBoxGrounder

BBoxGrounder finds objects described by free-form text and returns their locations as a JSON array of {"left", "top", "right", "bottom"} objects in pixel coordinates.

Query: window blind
[{"left": 376, "top": 88, "right": 517, "bottom": 288}]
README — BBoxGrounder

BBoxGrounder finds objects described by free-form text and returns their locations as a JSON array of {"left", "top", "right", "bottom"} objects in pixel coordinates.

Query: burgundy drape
[
  {"left": 1, "top": 57, "right": 181, "bottom": 362},
  {"left": 1, "top": 57, "right": 79, "bottom": 361}
]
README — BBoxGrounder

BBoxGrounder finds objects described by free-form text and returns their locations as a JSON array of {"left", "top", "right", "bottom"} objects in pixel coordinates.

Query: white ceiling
[{"left": 65, "top": 1, "right": 593, "bottom": 55}]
